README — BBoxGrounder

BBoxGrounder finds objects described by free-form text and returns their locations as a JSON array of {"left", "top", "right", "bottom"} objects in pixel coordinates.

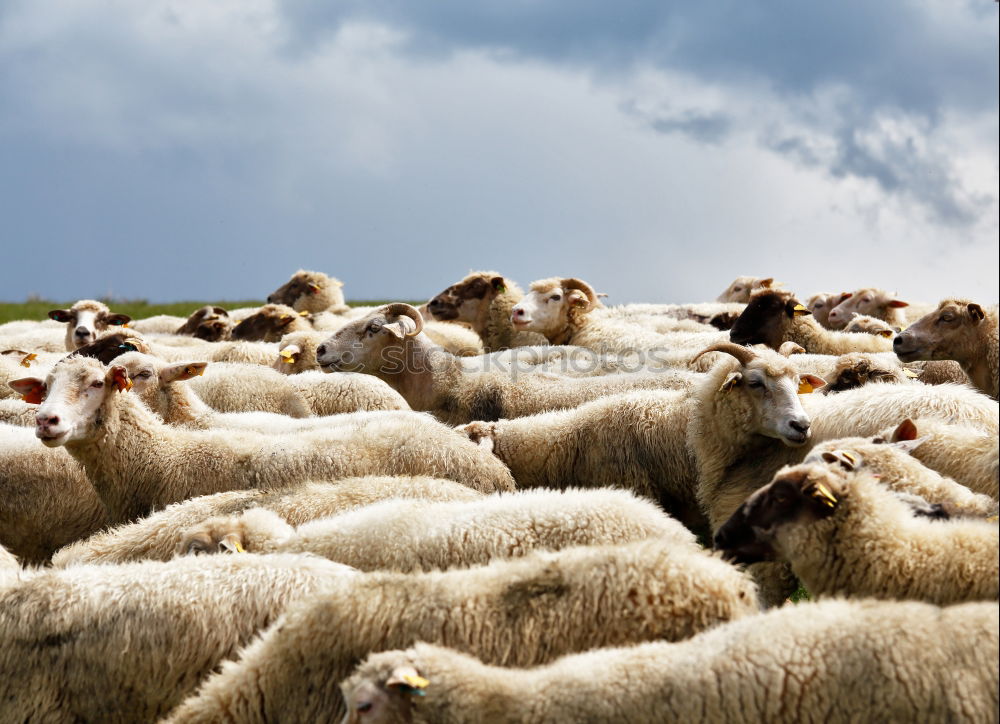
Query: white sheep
[
  {"left": 53, "top": 476, "right": 483, "bottom": 567},
  {"left": 0, "top": 422, "right": 109, "bottom": 564},
  {"left": 842, "top": 314, "right": 898, "bottom": 337},
  {"left": 315, "top": 304, "right": 698, "bottom": 424},
  {"left": 715, "top": 461, "right": 998, "bottom": 604},
  {"left": 10, "top": 356, "right": 514, "bottom": 523},
  {"left": 716, "top": 275, "right": 781, "bottom": 303},
  {"left": 894, "top": 298, "right": 999, "bottom": 399},
  {"left": 826, "top": 286, "right": 933, "bottom": 329},
  {"left": 0, "top": 398, "right": 35, "bottom": 425},
  {"left": 267, "top": 268, "right": 352, "bottom": 314},
  {"left": 47, "top": 299, "right": 132, "bottom": 350},
  {"left": 164, "top": 539, "right": 759, "bottom": 722},
  {"left": 177, "top": 488, "right": 698, "bottom": 571},
  {"left": 0, "top": 553, "right": 357, "bottom": 721},
  {"left": 340, "top": 599, "right": 998, "bottom": 724}
]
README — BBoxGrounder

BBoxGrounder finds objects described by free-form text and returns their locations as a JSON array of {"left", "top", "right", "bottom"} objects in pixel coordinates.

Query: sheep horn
[
  {"left": 561, "top": 278, "right": 599, "bottom": 309},
  {"left": 383, "top": 303, "right": 425, "bottom": 336},
  {"left": 692, "top": 343, "right": 758, "bottom": 367}
]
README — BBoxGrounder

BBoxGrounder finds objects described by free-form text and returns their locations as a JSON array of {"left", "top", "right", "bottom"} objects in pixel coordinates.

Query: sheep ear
[
  {"left": 386, "top": 666, "right": 429, "bottom": 695},
  {"left": 821, "top": 450, "right": 859, "bottom": 471},
  {"left": 887, "top": 300, "right": 909, "bottom": 308},
  {"left": 277, "top": 315, "right": 296, "bottom": 328},
  {"left": 219, "top": 533, "right": 245, "bottom": 554},
  {"left": 103, "top": 313, "right": 132, "bottom": 327},
  {"left": 161, "top": 362, "right": 208, "bottom": 383},
  {"left": 490, "top": 276, "right": 506, "bottom": 293},
  {"left": 891, "top": 437, "right": 929, "bottom": 454},
  {"left": 890, "top": 418, "right": 918, "bottom": 442},
  {"left": 567, "top": 290, "right": 589, "bottom": 307},
  {"left": 108, "top": 366, "right": 133, "bottom": 393},
  {"left": 759, "top": 278, "right": 773, "bottom": 288},
  {"left": 877, "top": 329, "right": 894, "bottom": 338},
  {"left": 279, "top": 345, "right": 301, "bottom": 365},
  {"left": 798, "top": 374, "right": 826, "bottom": 394},
  {"left": 9, "top": 377, "right": 45, "bottom": 404},
  {"left": 307, "top": 283, "right": 322, "bottom": 294},
  {"left": 967, "top": 303, "right": 985, "bottom": 322},
  {"left": 49, "top": 309, "right": 73, "bottom": 323},
  {"left": 719, "top": 371, "right": 742, "bottom": 393},
  {"left": 382, "top": 321, "right": 411, "bottom": 339}
]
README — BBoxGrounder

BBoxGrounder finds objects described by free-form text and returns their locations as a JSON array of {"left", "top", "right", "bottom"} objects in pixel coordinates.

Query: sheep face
[
  {"left": 49, "top": 300, "right": 132, "bottom": 350},
  {"left": 822, "top": 354, "right": 904, "bottom": 394},
  {"left": 843, "top": 316, "right": 897, "bottom": 337},
  {"left": 806, "top": 293, "right": 833, "bottom": 328},
  {"left": 714, "top": 463, "right": 840, "bottom": 564},
  {"left": 176, "top": 305, "right": 228, "bottom": 335},
  {"left": 316, "top": 304, "right": 424, "bottom": 375},
  {"left": 10, "top": 357, "right": 128, "bottom": 447},
  {"left": 427, "top": 273, "right": 506, "bottom": 323},
  {"left": 268, "top": 269, "right": 345, "bottom": 313},
  {"left": 341, "top": 655, "right": 425, "bottom": 724},
  {"left": 733, "top": 360, "right": 817, "bottom": 445},
  {"left": 193, "top": 317, "right": 233, "bottom": 342},
  {"left": 894, "top": 299, "right": 987, "bottom": 363},
  {"left": 827, "top": 288, "right": 909, "bottom": 330},
  {"left": 511, "top": 277, "right": 598, "bottom": 340},
  {"left": 71, "top": 332, "right": 148, "bottom": 366},
  {"left": 231, "top": 304, "right": 302, "bottom": 342},
  {"left": 729, "top": 289, "right": 809, "bottom": 349},
  {"left": 717, "top": 276, "right": 776, "bottom": 303}
]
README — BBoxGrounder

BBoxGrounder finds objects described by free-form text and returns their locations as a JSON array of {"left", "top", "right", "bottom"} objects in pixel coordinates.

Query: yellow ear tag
[
  {"left": 187, "top": 365, "right": 205, "bottom": 377},
  {"left": 402, "top": 674, "right": 429, "bottom": 690},
  {"left": 20, "top": 353, "right": 37, "bottom": 368},
  {"left": 233, "top": 540, "right": 245, "bottom": 553},
  {"left": 812, "top": 483, "right": 838, "bottom": 507},
  {"left": 298, "top": 310, "right": 310, "bottom": 317},
  {"left": 903, "top": 369, "right": 919, "bottom": 378},
  {"left": 798, "top": 379, "right": 814, "bottom": 394},
  {"left": 280, "top": 349, "right": 297, "bottom": 364},
  {"left": 840, "top": 451, "right": 857, "bottom": 465},
  {"left": 792, "top": 304, "right": 809, "bottom": 317},
  {"left": 878, "top": 330, "right": 893, "bottom": 338},
  {"left": 280, "top": 315, "right": 291, "bottom": 321}
]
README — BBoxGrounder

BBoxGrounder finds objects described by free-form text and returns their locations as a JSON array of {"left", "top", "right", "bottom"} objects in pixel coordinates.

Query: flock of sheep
[{"left": 0, "top": 269, "right": 997, "bottom": 723}]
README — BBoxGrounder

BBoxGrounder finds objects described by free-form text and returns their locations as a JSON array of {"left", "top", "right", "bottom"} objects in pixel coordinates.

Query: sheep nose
[
  {"left": 512, "top": 308, "right": 525, "bottom": 318},
  {"left": 75, "top": 327, "right": 90, "bottom": 337},
  {"left": 266, "top": 294, "right": 277, "bottom": 303},
  {"left": 789, "top": 420, "right": 810, "bottom": 434},
  {"left": 893, "top": 335, "right": 905, "bottom": 349},
  {"left": 316, "top": 344, "right": 327, "bottom": 357},
  {"left": 37, "top": 413, "right": 60, "bottom": 427}
]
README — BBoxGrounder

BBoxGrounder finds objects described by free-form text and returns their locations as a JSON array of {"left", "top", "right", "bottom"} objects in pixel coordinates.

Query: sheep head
[
  {"left": 341, "top": 650, "right": 429, "bottom": 724},
  {"left": 693, "top": 343, "right": 826, "bottom": 447},
  {"left": 9, "top": 356, "right": 133, "bottom": 447},
  {"left": 267, "top": 269, "right": 346, "bottom": 313},
  {"left": 729, "top": 288, "right": 809, "bottom": 349},
  {"left": 175, "top": 305, "right": 229, "bottom": 336},
  {"left": 510, "top": 277, "right": 600, "bottom": 343},
  {"left": 827, "top": 287, "right": 910, "bottom": 330},
  {"left": 49, "top": 300, "right": 132, "bottom": 350},
  {"left": 714, "top": 463, "right": 843, "bottom": 564},
  {"left": 427, "top": 271, "right": 511, "bottom": 324},
  {"left": 716, "top": 276, "right": 781, "bottom": 304},
  {"left": 894, "top": 298, "right": 991, "bottom": 364},
  {"left": 315, "top": 304, "right": 426, "bottom": 376},
  {"left": 231, "top": 304, "right": 305, "bottom": 342}
]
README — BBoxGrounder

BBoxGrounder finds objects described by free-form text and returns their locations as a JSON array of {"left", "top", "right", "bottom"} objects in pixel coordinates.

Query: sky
[{"left": 0, "top": 0, "right": 997, "bottom": 306}]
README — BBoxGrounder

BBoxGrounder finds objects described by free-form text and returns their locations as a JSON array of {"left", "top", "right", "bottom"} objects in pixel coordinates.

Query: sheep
[
  {"left": 0, "top": 325, "right": 70, "bottom": 354},
  {"left": 826, "top": 286, "right": 933, "bottom": 330},
  {"left": 0, "top": 422, "right": 109, "bottom": 564},
  {"left": 510, "top": 276, "right": 725, "bottom": 355},
  {"left": 53, "top": 476, "right": 483, "bottom": 567},
  {"left": 273, "top": 329, "right": 328, "bottom": 373},
  {"left": 177, "top": 488, "right": 698, "bottom": 571},
  {"left": 163, "top": 539, "right": 759, "bottom": 722},
  {"left": 341, "top": 599, "right": 998, "bottom": 724},
  {"left": 267, "top": 268, "right": 352, "bottom": 314},
  {"left": 10, "top": 356, "right": 514, "bottom": 522},
  {"left": 685, "top": 342, "right": 997, "bottom": 604},
  {"left": 805, "top": 291, "right": 843, "bottom": 328},
  {"left": 0, "top": 541, "right": 17, "bottom": 574},
  {"left": 880, "top": 417, "right": 999, "bottom": 500},
  {"left": 117, "top": 353, "right": 406, "bottom": 427},
  {"left": 315, "top": 304, "right": 699, "bottom": 424},
  {"left": 715, "top": 461, "right": 999, "bottom": 604},
  {"left": 428, "top": 271, "right": 580, "bottom": 351},
  {"left": 802, "top": 434, "right": 998, "bottom": 517},
  {"left": 819, "top": 351, "right": 916, "bottom": 393},
  {"left": 457, "top": 390, "right": 706, "bottom": 533},
  {"left": 729, "top": 287, "right": 894, "bottom": 354},
  {"left": 842, "top": 314, "right": 898, "bottom": 337},
  {"left": 0, "top": 553, "right": 358, "bottom": 722},
  {"left": 175, "top": 305, "right": 231, "bottom": 335},
  {"left": 47, "top": 299, "right": 131, "bottom": 350},
  {"left": 894, "top": 298, "right": 999, "bottom": 399},
  {"left": 231, "top": 303, "right": 313, "bottom": 342},
  {"left": 716, "top": 275, "right": 781, "bottom": 303}
]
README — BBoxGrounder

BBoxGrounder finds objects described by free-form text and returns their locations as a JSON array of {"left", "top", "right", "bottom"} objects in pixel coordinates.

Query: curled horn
[
  {"left": 383, "top": 303, "right": 425, "bottom": 336},
  {"left": 562, "top": 278, "right": 599, "bottom": 309},
  {"left": 692, "top": 342, "right": 758, "bottom": 367}
]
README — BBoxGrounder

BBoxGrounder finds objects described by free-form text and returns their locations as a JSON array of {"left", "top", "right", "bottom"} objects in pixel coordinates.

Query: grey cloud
[{"left": 621, "top": 101, "right": 733, "bottom": 145}]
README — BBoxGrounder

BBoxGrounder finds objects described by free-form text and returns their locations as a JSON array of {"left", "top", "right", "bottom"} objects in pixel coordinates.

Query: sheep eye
[
  {"left": 734, "top": 287, "right": 742, "bottom": 292},
  {"left": 550, "top": 294, "right": 561, "bottom": 302},
  {"left": 135, "top": 371, "right": 152, "bottom": 379},
  {"left": 357, "top": 702, "right": 373, "bottom": 713},
  {"left": 748, "top": 380, "right": 764, "bottom": 389},
  {"left": 90, "top": 380, "right": 104, "bottom": 389}
]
